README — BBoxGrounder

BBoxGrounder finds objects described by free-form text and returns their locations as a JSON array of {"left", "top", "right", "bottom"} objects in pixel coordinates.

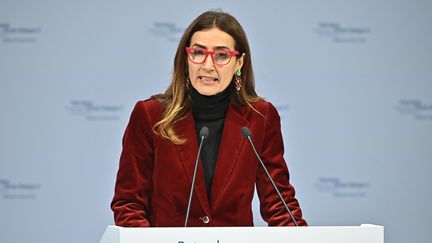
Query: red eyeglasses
[{"left": 186, "top": 47, "right": 240, "bottom": 65}]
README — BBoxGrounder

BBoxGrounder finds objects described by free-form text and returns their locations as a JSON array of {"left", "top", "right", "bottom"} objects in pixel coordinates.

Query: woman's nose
[{"left": 202, "top": 54, "right": 215, "bottom": 69}]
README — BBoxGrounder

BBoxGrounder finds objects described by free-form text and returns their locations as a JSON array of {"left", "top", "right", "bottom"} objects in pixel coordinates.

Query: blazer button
[{"left": 201, "top": 216, "right": 210, "bottom": 224}]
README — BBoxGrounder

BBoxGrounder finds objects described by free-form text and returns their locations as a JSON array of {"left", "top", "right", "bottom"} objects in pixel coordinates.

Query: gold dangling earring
[
  {"left": 186, "top": 76, "right": 191, "bottom": 92},
  {"left": 234, "top": 69, "right": 242, "bottom": 94}
]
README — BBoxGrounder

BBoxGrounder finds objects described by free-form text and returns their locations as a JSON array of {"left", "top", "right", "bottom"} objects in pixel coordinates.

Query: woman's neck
[{"left": 190, "top": 86, "right": 230, "bottom": 121}]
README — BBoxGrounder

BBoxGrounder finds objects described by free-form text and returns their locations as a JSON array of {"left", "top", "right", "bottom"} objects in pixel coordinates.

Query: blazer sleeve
[
  {"left": 111, "top": 101, "right": 155, "bottom": 227},
  {"left": 255, "top": 103, "right": 307, "bottom": 226}
]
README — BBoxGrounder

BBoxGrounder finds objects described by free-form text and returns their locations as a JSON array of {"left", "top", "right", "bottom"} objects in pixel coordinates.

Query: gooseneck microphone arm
[
  {"left": 184, "top": 126, "right": 209, "bottom": 227},
  {"left": 241, "top": 127, "right": 298, "bottom": 226}
]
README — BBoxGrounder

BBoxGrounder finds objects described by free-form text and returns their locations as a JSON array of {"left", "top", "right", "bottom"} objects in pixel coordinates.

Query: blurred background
[{"left": 1, "top": 0, "right": 431, "bottom": 242}]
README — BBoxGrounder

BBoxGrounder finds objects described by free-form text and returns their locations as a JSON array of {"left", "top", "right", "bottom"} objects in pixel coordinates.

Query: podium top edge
[{"left": 107, "top": 224, "right": 383, "bottom": 229}]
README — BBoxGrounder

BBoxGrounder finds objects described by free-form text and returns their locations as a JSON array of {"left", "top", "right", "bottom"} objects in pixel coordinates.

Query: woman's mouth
[{"left": 199, "top": 76, "right": 218, "bottom": 82}]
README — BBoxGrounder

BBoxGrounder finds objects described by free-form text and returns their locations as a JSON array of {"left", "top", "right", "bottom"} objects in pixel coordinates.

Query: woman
[{"left": 111, "top": 10, "right": 307, "bottom": 227}]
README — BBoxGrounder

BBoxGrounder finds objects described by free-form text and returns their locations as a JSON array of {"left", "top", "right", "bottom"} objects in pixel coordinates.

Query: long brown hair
[{"left": 152, "top": 10, "right": 262, "bottom": 144}]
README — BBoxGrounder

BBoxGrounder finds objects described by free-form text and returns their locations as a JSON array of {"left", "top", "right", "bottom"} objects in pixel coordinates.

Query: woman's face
[{"left": 187, "top": 27, "right": 244, "bottom": 96}]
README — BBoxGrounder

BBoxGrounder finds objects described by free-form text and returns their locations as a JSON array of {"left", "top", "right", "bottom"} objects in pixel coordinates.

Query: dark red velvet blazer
[{"left": 111, "top": 98, "right": 307, "bottom": 227}]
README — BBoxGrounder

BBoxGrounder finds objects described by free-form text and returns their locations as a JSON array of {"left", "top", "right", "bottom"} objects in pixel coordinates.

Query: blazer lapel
[
  {"left": 174, "top": 112, "right": 210, "bottom": 212},
  {"left": 211, "top": 103, "right": 249, "bottom": 206}
]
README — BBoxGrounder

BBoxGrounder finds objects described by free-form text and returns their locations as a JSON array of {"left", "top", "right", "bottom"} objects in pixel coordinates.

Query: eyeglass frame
[{"left": 185, "top": 47, "right": 241, "bottom": 65}]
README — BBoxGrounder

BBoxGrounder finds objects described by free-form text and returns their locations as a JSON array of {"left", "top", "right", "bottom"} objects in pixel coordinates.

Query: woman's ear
[{"left": 235, "top": 53, "right": 245, "bottom": 71}]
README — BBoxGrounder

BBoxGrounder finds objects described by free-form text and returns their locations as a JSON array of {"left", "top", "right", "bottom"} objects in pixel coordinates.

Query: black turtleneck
[{"left": 190, "top": 85, "right": 230, "bottom": 199}]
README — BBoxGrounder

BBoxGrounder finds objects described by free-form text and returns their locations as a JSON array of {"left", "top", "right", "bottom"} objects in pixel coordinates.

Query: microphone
[
  {"left": 184, "top": 126, "right": 209, "bottom": 227},
  {"left": 241, "top": 127, "right": 299, "bottom": 226}
]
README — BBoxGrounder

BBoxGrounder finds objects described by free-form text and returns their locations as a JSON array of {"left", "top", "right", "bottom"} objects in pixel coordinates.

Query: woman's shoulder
[
  {"left": 249, "top": 99, "right": 279, "bottom": 115},
  {"left": 130, "top": 98, "right": 163, "bottom": 122},
  {"left": 135, "top": 98, "right": 162, "bottom": 111}
]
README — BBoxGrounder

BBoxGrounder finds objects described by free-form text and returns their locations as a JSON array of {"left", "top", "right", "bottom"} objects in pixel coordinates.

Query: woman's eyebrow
[
  {"left": 191, "top": 43, "right": 207, "bottom": 49},
  {"left": 191, "top": 43, "right": 230, "bottom": 50},
  {"left": 213, "top": 46, "right": 230, "bottom": 50}
]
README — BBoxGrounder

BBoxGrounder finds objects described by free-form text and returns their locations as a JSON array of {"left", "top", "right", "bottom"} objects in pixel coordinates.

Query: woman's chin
[
  {"left": 193, "top": 83, "right": 219, "bottom": 96},
  {"left": 196, "top": 88, "right": 218, "bottom": 96}
]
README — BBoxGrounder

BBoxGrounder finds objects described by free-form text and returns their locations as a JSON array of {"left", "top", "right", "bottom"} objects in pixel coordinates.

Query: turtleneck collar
[{"left": 190, "top": 85, "right": 230, "bottom": 121}]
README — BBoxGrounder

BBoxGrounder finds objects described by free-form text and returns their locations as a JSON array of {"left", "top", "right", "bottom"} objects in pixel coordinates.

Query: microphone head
[
  {"left": 241, "top": 127, "right": 252, "bottom": 138},
  {"left": 199, "top": 126, "right": 209, "bottom": 138}
]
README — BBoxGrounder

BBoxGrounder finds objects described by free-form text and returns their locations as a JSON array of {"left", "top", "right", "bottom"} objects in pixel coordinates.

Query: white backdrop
[{"left": 1, "top": 1, "right": 432, "bottom": 243}]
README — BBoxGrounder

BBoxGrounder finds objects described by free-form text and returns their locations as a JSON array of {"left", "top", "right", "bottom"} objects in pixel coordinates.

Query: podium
[{"left": 99, "top": 224, "right": 383, "bottom": 243}]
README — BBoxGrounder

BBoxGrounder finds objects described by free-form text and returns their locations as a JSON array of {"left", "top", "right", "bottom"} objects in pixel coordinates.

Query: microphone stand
[
  {"left": 242, "top": 127, "right": 298, "bottom": 226},
  {"left": 184, "top": 127, "right": 209, "bottom": 227}
]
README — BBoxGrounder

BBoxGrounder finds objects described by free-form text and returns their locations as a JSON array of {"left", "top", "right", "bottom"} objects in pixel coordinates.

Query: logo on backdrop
[
  {"left": 0, "top": 179, "right": 41, "bottom": 199},
  {"left": 65, "top": 100, "right": 124, "bottom": 121},
  {"left": 314, "top": 177, "right": 370, "bottom": 198},
  {"left": 395, "top": 99, "right": 432, "bottom": 120},
  {"left": 0, "top": 22, "right": 41, "bottom": 43},
  {"left": 314, "top": 22, "right": 371, "bottom": 43},
  {"left": 149, "top": 22, "right": 184, "bottom": 42}
]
